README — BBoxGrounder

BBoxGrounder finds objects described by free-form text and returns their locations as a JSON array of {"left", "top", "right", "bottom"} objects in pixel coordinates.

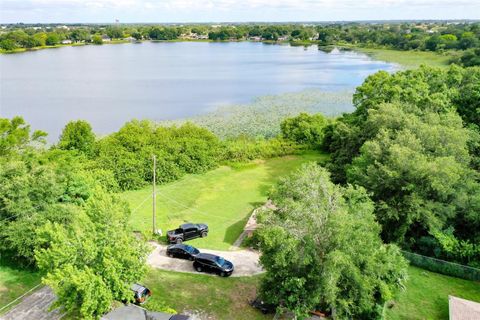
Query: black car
[
  {"left": 166, "top": 244, "right": 200, "bottom": 260},
  {"left": 166, "top": 223, "right": 208, "bottom": 244},
  {"left": 130, "top": 283, "right": 151, "bottom": 304},
  {"left": 193, "top": 253, "right": 234, "bottom": 277}
]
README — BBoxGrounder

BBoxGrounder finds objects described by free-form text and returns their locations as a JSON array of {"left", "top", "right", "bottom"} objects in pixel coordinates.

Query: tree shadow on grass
[{"left": 223, "top": 202, "right": 263, "bottom": 246}]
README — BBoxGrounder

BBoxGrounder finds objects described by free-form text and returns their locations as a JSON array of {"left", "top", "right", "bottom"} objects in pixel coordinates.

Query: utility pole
[{"left": 152, "top": 155, "right": 157, "bottom": 235}]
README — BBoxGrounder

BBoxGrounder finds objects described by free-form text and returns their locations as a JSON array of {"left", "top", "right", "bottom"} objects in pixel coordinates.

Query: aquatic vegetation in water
[{"left": 161, "top": 89, "right": 353, "bottom": 139}]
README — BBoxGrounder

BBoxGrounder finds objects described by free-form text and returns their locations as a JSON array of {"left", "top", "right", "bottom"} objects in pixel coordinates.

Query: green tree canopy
[
  {"left": 35, "top": 189, "right": 148, "bottom": 319},
  {"left": 280, "top": 113, "right": 328, "bottom": 148},
  {"left": 58, "top": 120, "right": 96, "bottom": 154},
  {"left": 257, "top": 163, "right": 407, "bottom": 319}
]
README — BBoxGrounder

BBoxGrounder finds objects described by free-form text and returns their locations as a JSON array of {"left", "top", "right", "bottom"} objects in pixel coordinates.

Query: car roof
[
  {"left": 180, "top": 223, "right": 196, "bottom": 229},
  {"left": 130, "top": 283, "right": 147, "bottom": 293},
  {"left": 169, "top": 244, "right": 193, "bottom": 249},
  {"left": 196, "top": 253, "right": 220, "bottom": 261}
]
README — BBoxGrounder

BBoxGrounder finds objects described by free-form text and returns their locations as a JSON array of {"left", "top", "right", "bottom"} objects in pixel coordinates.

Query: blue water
[{"left": 0, "top": 42, "right": 397, "bottom": 140}]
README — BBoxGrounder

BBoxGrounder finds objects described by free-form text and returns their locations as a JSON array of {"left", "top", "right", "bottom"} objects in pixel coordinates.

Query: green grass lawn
[
  {"left": 121, "top": 151, "right": 326, "bottom": 250},
  {"left": 0, "top": 260, "right": 42, "bottom": 313},
  {"left": 143, "top": 268, "right": 269, "bottom": 320},
  {"left": 386, "top": 266, "right": 480, "bottom": 320},
  {"left": 354, "top": 47, "right": 453, "bottom": 69}
]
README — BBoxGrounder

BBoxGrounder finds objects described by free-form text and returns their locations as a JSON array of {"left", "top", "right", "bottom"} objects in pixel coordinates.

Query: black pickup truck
[{"left": 166, "top": 223, "right": 208, "bottom": 244}]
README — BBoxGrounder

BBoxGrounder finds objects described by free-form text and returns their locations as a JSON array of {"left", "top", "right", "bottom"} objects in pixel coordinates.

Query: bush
[
  {"left": 402, "top": 251, "right": 480, "bottom": 281},
  {"left": 94, "top": 121, "right": 221, "bottom": 190},
  {"left": 221, "top": 136, "right": 299, "bottom": 163},
  {"left": 280, "top": 112, "right": 329, "bottom": 148}
]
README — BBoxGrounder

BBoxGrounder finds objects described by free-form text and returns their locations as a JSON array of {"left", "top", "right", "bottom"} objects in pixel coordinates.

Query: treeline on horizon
[{"left": 1, "top": 21, "right": 480, "bottom": 66}]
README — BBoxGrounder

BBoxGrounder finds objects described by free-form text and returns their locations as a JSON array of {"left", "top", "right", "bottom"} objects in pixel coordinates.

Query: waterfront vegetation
[
  {"left": 1, "top": 22, "right": 480, "bottom": 67},
  {"left": 353, "top": 47, "right": 453, "bottom": 68},
  {"left": 162, "top": 90, "right": 352, "bottom": 139}
]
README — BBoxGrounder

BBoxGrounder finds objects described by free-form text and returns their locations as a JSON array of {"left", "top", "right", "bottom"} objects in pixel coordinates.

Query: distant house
[
  {"left": 249, "top": 36, "right": 262, "bottom": 42},
  {"left": 277, "top": 35, "right": 289, "bottom": 41},
  {"left": 102, "top": 305, "right": 189, "bottom": 320},
  {"left": 101, "top": 35, "right": 112, "bottom": 42},
  {"left": 123, "top": 36, "right": 136, "bottom": 41},
  {"left": 449, "top": 296, "right": 480, "bottom": 320},
  {"left": 61, "top": 39, "right": 72, "bottom": 44}
]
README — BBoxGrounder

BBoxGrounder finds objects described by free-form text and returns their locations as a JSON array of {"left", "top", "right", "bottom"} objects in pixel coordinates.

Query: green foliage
[
  {"left": 0, "top": 116, "right": 46, "bottom": 156},
  {"left": 58, "top": 120, "right": 96, "bottom": 154},
  {"left": 221, "top": 137, "right": 298, "bottom": 163},
  {"left": 280, "top": 112, "right": 328, "bottom": 148},
  {"left": 35, "top": 189, "right": 148, "bottom": 319},
  {"left": 92, "top": 35, "right": 103, "bottom": 45},
  {"left": 94, "top": 120, "right": 221, "bottom": 190},
  {"left": 257, "top": 163, "right": 407, "bottom": 319},
  {"left": 402, "top": 251, "right": 480, "bottom": 281},
  {"left": 323, "top": 65, "right": 480, "bottom": 265},
  {"left": 45, "top": 32, "right": 60, "bottom": 46}
]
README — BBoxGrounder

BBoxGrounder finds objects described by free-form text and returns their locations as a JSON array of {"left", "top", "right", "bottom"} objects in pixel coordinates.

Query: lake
[{"left": 0, "top": 41, "right": 397, "bottom": 141}]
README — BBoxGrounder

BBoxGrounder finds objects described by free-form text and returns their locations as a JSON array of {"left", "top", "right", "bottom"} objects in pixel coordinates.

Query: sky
[{"left": 0, "top": 0, "right": 479, "bottom": 23}]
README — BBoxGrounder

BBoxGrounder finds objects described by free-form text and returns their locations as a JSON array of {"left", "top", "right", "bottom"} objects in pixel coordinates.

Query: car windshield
[
  {"left": 215, "top": 256, "right": 225, "bottom": 266},
  {"left": 184, "top": 245, "right": 195, "bottom": 253}
]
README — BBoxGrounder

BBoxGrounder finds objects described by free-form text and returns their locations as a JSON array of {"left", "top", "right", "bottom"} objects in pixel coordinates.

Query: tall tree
[
  {"left": 58, "top": 120, "right": 96, "bottom": 154},
  {"left": 258, "top": 163, "right": 407, "bottom": 319}
]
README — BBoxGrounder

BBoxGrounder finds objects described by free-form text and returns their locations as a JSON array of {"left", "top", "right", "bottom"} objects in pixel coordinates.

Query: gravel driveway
[{"left": 147, "top": 242, "right": 264, "bottom": 277}]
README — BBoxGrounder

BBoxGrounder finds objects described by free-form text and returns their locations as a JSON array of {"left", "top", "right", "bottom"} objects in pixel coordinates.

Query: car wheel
[
  {"left": 201, "top": 231, "right": 207, "bottom": 238},
  {"left": 220, "top": 271, "right": 226, "bottom": 277},
  {"left": 176, "top": 238, "right": 183, "bottom": 244},
  {"left": 196, "top": 266, "right": 202, "bottom": 272},
  {"left": 167, "top": 253, "right": 173, "bottom": 258}
]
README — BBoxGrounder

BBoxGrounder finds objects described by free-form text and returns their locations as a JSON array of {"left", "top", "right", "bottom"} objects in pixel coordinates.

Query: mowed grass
[
  {"left": 386, "top": 266, "right": 480, "bottom": 320},
  {"left": 0, "top": 260, "right": 42, "bottom": 313},
  {"left": 121, "top": 151, "right": 326, "bottom": 250},
  {"left": 143, "top": 268, "right": 269, "bottom": 320},
  {"left": 355, "top": 48, "right": 453, "bottom": 69}
]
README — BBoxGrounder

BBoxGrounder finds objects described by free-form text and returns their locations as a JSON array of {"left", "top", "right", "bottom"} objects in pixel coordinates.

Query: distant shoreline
[{"left": 0, "top": 39, "right": 453, "bottom": 69}]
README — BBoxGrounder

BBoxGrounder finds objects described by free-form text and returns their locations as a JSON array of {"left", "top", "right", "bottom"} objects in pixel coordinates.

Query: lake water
[{"left": 0, "top": 42, "right": 397, "bottom": 141}]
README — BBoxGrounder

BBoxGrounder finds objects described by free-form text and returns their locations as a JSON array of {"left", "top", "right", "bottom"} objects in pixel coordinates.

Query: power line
[{"left": 0, "top": 283, "right": 42, "bottom": 313}]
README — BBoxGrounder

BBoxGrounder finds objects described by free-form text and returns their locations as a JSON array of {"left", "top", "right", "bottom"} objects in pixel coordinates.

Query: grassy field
[
  {"left": 0, "top": 260, "right": 42, "bottom": 313},
  {"left": 121, "top": 152, "right": 326, "bottom": 250},
  {"left": 354, "top": 47, "right": 453, "bottom": 69},
  {"left": 143, "top": 268, "right": 269, "bottom": 320},
  {"left": 386, "top": 266, "right": 480, "bottom": 320}
]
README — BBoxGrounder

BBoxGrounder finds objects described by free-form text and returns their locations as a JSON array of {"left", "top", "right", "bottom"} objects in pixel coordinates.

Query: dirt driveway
[{"left": 147, "top": 242, "right": 263, "bottom": 277}]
